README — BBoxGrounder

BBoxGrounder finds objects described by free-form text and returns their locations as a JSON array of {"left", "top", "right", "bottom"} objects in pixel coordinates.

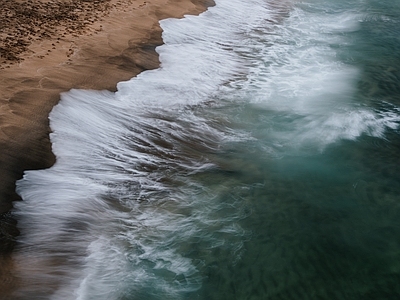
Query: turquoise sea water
[{"left": 13, "top": 0, "right": 400, "bottom": 299}]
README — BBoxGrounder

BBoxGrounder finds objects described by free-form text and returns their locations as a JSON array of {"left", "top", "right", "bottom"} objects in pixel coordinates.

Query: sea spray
[{"left": 13, "top": 0, "right": 273, "bottom": 298}]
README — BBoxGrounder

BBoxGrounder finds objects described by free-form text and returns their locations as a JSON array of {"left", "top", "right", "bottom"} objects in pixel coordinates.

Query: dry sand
[{"left": 0, "top": 0, "right": 213, "bottom": 296}]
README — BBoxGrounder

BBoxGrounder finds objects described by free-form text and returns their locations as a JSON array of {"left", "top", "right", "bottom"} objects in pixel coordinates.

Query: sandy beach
[{"left": 0, "top": 0, "right": 212, "bottom": 296}]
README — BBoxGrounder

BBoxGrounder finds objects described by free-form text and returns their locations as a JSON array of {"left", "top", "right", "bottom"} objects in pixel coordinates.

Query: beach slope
[{"left": 0, "top": 0, "right": 212, "bottom": 296}]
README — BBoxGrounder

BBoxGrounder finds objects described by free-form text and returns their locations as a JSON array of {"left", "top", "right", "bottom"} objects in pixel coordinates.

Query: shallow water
[{"left": 13, "top": 0, "right": 400, "bottom": 299}]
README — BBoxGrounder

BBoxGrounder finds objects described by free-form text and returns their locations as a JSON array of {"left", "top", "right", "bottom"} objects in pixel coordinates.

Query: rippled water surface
[{"left": 13, "top": 0, "right": 400, "bottom": 299}]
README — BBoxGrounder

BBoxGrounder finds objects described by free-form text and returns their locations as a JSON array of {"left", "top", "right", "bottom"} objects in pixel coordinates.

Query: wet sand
[{"left": 0, "top": 0, "right": 213, "bottom": 297}]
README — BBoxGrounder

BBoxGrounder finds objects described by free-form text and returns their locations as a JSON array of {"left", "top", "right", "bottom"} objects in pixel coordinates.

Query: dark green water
[
  {"left": 186, "top": 0, "right": 400, "bottom": 298},
  {"left": 192, "top": 122, "right": 400, "bottom": 299}
]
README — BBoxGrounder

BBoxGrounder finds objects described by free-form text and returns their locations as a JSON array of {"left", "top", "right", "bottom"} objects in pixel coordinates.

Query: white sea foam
[
  {"left": 13, "top": 0, "right": 272, "bottom": 298},
  {"left": 224, "top": 2, "right": 400, "bottom": 152}
]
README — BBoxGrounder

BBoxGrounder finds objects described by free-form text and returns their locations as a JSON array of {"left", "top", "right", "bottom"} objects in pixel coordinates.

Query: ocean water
[{"left": 12, "top": 0, "right": 400, "bottom": 299}]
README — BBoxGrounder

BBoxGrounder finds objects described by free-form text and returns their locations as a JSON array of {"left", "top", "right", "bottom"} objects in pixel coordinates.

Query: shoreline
[{"left": 0, "top": 0, "right": 213, "bottom": 296}]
